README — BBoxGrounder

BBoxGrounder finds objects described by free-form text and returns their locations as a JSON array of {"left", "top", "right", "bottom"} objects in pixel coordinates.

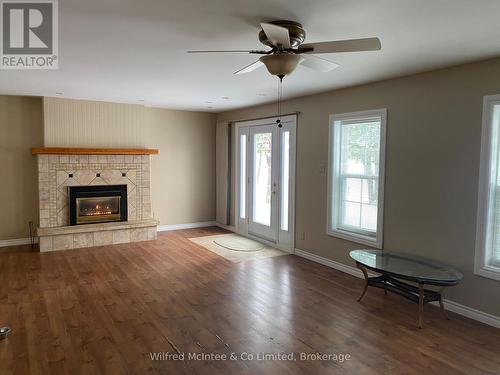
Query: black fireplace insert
[{"left": 68, "top": 185, "right": 127, "bottom": 225}]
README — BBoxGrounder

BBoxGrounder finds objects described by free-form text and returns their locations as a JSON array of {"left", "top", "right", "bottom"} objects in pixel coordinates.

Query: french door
[
  {"left": 236, "top": 115, "right": 296, "bottom": 251},
  {"left": 248, "top": 124, "right": 278, "bottom": 240}
]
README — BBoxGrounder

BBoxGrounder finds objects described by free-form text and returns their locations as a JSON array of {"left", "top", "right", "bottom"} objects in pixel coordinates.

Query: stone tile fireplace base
[
  {"left": 34, "top": 148, "right": 159, "bottom": 252},
  {"left": 38, "top": 219, "right": 158, "bottom": 252}
]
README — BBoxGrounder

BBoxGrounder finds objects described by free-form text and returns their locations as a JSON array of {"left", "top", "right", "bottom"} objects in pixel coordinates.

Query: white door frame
[{"left": 234, "top": 114, "right": 296, "bottom": 252}]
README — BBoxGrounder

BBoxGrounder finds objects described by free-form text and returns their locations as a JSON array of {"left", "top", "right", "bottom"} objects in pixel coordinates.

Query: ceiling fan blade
[
  {"left": 299, "top": 37, "right": 381, "bottom": 54},
  {"left": 260, "top": 22, "right": 291, "bottom": 49},
  {"left": 300, "top": 55, "right": 339, "bottom": 72},
  {"left": 187, "top": 50, "right": 268, "bottom": 54},
  {"left": 234, "top": 60, "right": 264, "bottom": 75}
]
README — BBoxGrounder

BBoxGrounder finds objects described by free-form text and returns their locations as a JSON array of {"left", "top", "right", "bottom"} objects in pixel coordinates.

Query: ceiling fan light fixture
[{"left": 259, "top": 54, "right": 302, "bottom": 77}]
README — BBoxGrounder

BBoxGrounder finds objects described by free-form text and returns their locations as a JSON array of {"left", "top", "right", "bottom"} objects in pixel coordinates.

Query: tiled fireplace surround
[{"left": 36, "top": 151, "right": 158, "bottom": 251}]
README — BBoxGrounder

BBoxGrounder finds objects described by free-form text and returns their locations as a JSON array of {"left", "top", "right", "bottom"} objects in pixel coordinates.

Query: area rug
[
  {"left": 214, "top": 235, "right": 264, "bottom": 251},
  {"left": 189, "top": 233, "right": 287, "bottom": 263}
]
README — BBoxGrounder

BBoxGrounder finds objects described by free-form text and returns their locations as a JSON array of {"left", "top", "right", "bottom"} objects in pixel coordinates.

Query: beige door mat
[{"left": 189, "top": 233, "right": 288, "bottom": 263}]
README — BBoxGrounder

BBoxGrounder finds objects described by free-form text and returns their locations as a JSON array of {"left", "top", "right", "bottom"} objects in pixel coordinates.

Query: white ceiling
[{"left": 2, "top": 0, "right": 500, "bottom": 112}]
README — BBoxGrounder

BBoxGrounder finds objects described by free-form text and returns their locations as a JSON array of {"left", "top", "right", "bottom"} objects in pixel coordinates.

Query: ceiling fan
[{"left": 188, "top": 20, "right": 381, "bottom": 77}]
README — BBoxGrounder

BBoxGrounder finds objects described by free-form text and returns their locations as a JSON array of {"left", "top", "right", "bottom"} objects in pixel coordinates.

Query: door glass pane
[
  {"left": 281, "top": 131, "right": 290, "bottom": 231},
  {"left": 253, "top": 132, "right": 272, "bottom": 226},
  {"left": 239, "top": 134, "right": 246, "bottom": 219}
]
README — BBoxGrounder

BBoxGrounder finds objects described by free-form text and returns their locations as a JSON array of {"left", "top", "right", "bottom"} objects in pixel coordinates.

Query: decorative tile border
[{"left": 37, "top": 154, "right": 152, "bottom": 228}]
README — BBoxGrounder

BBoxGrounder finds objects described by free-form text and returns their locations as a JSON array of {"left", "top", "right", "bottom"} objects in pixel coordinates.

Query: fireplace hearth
[{"left": 69, "top": 185, "right": 127, "bottom": 225}]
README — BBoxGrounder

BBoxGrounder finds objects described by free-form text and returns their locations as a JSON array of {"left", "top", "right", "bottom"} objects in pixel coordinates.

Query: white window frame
[
  {"left": 327, "top": 108, "right": 387, "bottom": 249},
  {"left": 475, "top": 94, "right": 500, "bottom": 281}
]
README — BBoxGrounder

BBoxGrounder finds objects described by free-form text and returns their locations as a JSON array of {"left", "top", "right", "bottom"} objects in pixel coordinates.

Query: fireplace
[{"left": 68, "top": 185, "right": 127, "bottom": 225}]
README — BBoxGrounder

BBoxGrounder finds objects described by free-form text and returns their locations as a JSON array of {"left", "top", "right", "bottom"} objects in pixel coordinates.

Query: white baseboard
[
  {"left": 157, "top": 221, "right": 217, "bottom": 232},
  {"left": 215, "top": 223, "right": 236, "bottom": 232},
  {"left": 0, "top": 237, "right": 38, "bottom": 248},
  {"left": 294, "top": 248, "right": 369, "bottom": 278},
  {"left": 436, "top": 299, "right": 500, "bottom": 329},
  {"left": 294, "top": 247, "right": 500, "bottom": 330}
]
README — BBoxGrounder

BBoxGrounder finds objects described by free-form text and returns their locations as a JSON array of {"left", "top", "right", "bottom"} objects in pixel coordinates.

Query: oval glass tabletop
[{"left": 350, "top": 249, "right": 463, "bottom": 285}]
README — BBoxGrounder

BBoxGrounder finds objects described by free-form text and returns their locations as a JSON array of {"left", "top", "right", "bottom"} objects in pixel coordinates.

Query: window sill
[
  {"left": 475, "top": 263, "right": 500, "bottom": 282},
  {"left": 327, "top": 228, "right": 382, "bottom": 249}
]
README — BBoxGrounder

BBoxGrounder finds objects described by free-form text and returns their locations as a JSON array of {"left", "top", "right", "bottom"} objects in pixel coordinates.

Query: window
[
  {"left": 475, "top": 95, "right": 500, "bottom": 281},
  {"left": 280, "top": 130, "right": 290, "bottom": 231},
  {"left": 328, "top": 109, "right": 386, "bottom": 248},
  {"left": 239, "top": 133, "right": 246, "bottom": 219}
]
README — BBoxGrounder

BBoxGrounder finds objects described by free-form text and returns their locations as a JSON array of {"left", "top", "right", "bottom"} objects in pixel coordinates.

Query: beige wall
[
  {"left": 0, "top": 96, "right": 43, "bottom": 240},
  {"left": 0, "top": 96, "right": 216, "bottom": 240},
  {"left": 43, "top": 98, "right": 216, "bottom": 226},
  {"left": 144, "top": 108, "right": 216, "bottom": 225},
  {"left": 217, "top": 57, "right": 500, "bottom": 317},
  {"left": 215, "top": 121, "right": 230, "bottom": 225}
]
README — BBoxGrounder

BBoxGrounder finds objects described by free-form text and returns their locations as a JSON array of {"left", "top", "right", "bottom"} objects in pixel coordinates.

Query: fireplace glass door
[
  {"left": 76, "top": 196, "right": 121, "bottom": 224},
  {"left": 69, "top": 185, "right": 128, "bottom": 226}
]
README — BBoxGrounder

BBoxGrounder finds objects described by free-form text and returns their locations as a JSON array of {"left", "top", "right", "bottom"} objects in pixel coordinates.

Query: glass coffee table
[{"left": 350, "top": 250, "right": 463, "bottom": 328}]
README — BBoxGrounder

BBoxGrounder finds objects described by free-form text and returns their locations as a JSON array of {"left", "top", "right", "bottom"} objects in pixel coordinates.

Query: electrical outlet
[{"left": 319, "top": 164, "right": 327, "bottom": 174}]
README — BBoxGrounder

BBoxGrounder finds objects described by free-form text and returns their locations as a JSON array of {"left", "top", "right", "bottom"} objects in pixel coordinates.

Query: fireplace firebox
[{"left": 69, "top": 185, "right": 127, "bottom": 225}]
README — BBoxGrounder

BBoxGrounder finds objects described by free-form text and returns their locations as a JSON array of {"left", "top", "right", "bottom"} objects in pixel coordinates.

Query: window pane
[
  {"left": 340, "top": 120, "right": 380, "bottom": 176},
  {"left": 345, "top": 178, "right": 362, "bottom": 202},
  {"left": 239, "top": 134, "right": 246, "bottom": 219},
  {"left": 342, "top": 201, "right": 361, "bottom": 227},
  {"left": 491, "top": 104, "right": 500, "bottom": 264},
  {"left": 361, "top": 204, "right": 377, "bottom": 231},
  {"left": 253, "top": 132, "right": 272, "bottom": 226},
  {"left": 335, "top": 117, "right": 381, "bottom": 236},
  {"left": 280, "top": 131, "right": 290, "bottom": 231},
  {"left": 362, "top": 178, "right": 378, "bottom": 204}
]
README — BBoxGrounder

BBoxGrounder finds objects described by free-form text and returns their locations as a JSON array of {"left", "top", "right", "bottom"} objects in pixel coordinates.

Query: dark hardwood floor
[{"left": 1, "top": 227, "right": 500, "bottom": 374}]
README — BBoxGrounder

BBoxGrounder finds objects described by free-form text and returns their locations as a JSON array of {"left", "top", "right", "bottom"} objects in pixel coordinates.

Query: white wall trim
[
  {"left": 215, "top": 223, "right": 237, "bottom": 232},
  {"left": 295, "top": 247, "right": 500, "bottom": 329},
  {"left": 327, "top": 108, "right": 387, "bottom": 250},
  {"left": 157, "top": 221, "right": 216, "bottom": 232},
  {"left": 474, "top": 94, "right": 500, "bottom": 282},
  {"left": 234, "top": 115, "right": 297, "bottom": 252},
  {"left": 294, "top": 248, "right": 372, "bottom": 278},
  {"left": 438, "top": 299, "right": 500, "bottom": 329},
  {"left": 0, "top": 237, "right": 38, "bottom": 248}
]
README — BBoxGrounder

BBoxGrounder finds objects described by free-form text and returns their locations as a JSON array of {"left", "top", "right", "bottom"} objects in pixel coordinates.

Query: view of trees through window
[
  {"left": 338, "top": 120, "right": 381, "bottom": 233},
  {"left": 253, "top": 132, "right": 272, "bottom": 226}
]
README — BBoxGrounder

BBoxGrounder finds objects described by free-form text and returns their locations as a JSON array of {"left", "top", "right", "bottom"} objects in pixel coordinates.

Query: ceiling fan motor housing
[{"left": 258, "top": 20, "right": 306, "bottom": 48}]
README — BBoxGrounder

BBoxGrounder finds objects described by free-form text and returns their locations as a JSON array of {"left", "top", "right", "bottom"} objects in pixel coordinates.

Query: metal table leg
[
  {"left": 418, "top": 283, "right": 424, "bottom": 329},
  {"left": 356, "top": 262, "right": 369, "bottom": 302}
]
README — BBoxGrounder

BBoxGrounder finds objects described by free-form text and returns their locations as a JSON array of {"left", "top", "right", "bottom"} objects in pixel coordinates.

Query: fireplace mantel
[{"left": 31, "top": 147, "right": 159, "bottom": 155}]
